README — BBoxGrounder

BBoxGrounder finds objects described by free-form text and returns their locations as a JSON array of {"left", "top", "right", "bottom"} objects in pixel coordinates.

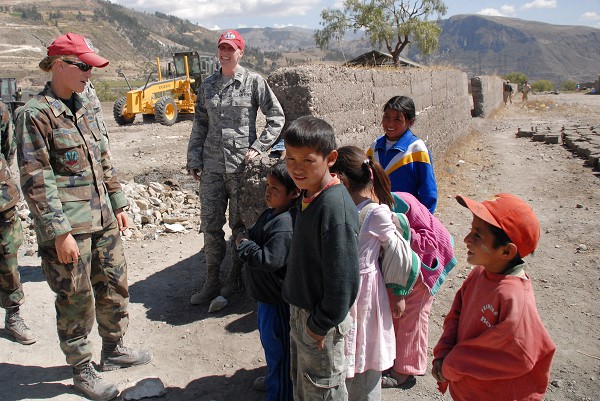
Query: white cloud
[
  {"left": 112, "top": 0, "right": 321, "bottom": 22},
  {"left": 581, "top": 11, "right": 600, "bottom": 21},
  {"left": 500, "top": 5, "right": 516, "bottom": 14},
  {"left": 522, "top": 0, "right": 557, "bottom": 10},
  {"left": 477, "top": 5, "right": 515, "bottom": 17},
  {"left": 478, "top": 8, "right": 505, "bottom": 17}
]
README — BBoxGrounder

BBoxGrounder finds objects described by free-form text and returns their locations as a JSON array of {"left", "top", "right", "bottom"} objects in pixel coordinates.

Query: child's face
[
  {"left": 265, "top": 174, "right": 296, "bottom": 213},
  {"left": 381, "top": 108, "right": 413, "bottom": 141},
  {"left": 284, "top": 145, "right": 337, "bottom": 197},
  {"left": 464, "top": 216, "right": 510, "bottom": 274}
]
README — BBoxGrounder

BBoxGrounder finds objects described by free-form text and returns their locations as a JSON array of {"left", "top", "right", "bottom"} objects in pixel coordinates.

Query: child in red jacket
[{"left": 432, "top": 193, "right": 555, "bottom": 401}]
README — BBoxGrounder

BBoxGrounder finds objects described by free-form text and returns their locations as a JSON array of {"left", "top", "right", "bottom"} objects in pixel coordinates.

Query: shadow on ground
[
  {"left": 0, "top": 363, "right": 75, "bottom": 400},
  {"left": 161, "top": 367, "right": 267, "bottom": 401},
  {"left": 17, "top": 265, "right": 46, "bottom": 283},
  {"left": 128, "top": 247, "right": 257, "bottom": 330}
]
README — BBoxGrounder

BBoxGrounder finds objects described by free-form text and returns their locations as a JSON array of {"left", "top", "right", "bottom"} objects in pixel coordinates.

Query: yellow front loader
[{"left": 113, "top": 52, "right": 217, "bottom": 126}]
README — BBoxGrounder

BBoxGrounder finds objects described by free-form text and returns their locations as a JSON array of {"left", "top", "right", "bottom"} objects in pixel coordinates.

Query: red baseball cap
[
  {"left": 47, "top": 33, "right": 109, "bottom": 68},
  {"left": 218, "top": 30, "right": 245, "bottom": 51},
  {"left": 456, "top": 193, "right": 540, "bottom": 258}
]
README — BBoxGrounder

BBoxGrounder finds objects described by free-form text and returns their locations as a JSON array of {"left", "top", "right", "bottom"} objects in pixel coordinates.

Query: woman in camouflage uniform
[
  {"left": 187, "top": 30, "right": 285, "bottom": 307},
  {"left": 15, "top": 33, "right": 151, "bottom": 401}
]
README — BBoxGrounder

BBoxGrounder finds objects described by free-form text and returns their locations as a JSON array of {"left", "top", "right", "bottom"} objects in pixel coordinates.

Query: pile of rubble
[
  {"left": 17, "top": 180, "right": 201, "bottom": 253},
  {"left": 17, "top": 155, "right": 278, "bottom": 253},
  {"left": 121, "top": 180, "right": 200, "bottom": 240}
]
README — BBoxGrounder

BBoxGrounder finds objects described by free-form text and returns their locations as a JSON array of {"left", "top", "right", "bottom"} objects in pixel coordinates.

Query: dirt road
[{"left": 2, "top": 93, "right": 600, "bottom": 401}]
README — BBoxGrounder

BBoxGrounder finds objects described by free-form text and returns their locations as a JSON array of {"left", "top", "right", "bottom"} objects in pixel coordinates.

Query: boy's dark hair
[
  {"left": 384, "top": 96, "right": 416, "bottom": 122},
  {"left": 269, "top": 160, "right": 297, "bottom": 193},
  {"left": 488, "top": 223, "right": 524, "bottom": 267},
  {"left": 283, "top": 115, "right": 337, "bottom": 157}
]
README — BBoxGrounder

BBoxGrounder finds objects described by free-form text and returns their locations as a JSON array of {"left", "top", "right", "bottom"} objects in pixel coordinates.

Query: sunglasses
[{"left": 62, "top": 59, "right": 93, "bottom": 72}]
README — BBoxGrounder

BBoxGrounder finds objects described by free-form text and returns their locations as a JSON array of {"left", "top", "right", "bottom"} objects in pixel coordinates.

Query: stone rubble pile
[
  {"left": 16, "top": 155, "right": 279, "bottom": 255},
  {"left": 120, "top": 180, "right": 200, "bottom": 240},
  {"left": 17, "top": 180, "right": 202, "bottom": 254}
]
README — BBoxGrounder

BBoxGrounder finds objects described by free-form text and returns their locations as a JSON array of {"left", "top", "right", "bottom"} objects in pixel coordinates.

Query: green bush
[
  {"left": 561, "top": 80, "right": 577, "bottom": 91},
  {"left": 503, "top": 72, "right": 528, "bottom": 87},
  {"left": 531, "top": 80, "right": 554, "bottom": 92},
  {"left": 94, "top": 82, "right": 120, "bottom": 102}
]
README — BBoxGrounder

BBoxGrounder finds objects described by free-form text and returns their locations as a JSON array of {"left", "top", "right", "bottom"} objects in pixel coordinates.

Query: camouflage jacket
[
  {"left": 15, "top": 82, "right": 128, "bottom": 243},
  {"left": 187, "top": 65, "right": 284, "bottom": 173},
  {"left": 0, "top": 101, "right": 20, "bottom": 213}
]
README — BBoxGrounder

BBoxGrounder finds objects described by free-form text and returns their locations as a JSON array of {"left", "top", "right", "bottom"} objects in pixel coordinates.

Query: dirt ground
[{"left": 2, "top": 93, "right": 600, "bottom": 401}]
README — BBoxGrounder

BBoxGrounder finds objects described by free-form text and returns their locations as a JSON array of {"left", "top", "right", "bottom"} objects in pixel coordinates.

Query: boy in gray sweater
[{"left": 282, "top": 116, "right": 360, "bottom": 400}]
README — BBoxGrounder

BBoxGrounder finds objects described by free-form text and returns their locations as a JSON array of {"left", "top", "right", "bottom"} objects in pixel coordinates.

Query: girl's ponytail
[
  {"left": 367, "top": 158, "right": 394, "bottom": 209},
  {"left": 333, "top": 146, "right": 394, "bottom": 209}
]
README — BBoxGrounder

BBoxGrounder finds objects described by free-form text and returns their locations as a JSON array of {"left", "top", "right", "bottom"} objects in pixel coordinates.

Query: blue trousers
[{"left": 258, "top": 302, "right": 293, "bottom": 401}]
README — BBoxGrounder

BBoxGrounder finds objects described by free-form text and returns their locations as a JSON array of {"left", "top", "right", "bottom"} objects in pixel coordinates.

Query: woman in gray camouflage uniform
[{"left": 187, "top": 30, "right": 285, "bottom": 308}]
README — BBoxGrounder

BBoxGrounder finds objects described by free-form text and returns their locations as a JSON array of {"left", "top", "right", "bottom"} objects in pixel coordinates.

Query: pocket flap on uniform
[
  {"left": 58, "top": 185, "right": 92, "bottom": 202},
  {"left": 303, "top": 371, "right": 344, "bottom": 389},
  {"left": 53, "top": 128, "right": 84, "bottom": 149}
]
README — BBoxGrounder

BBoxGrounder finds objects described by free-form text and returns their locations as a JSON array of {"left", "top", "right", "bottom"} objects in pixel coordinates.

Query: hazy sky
[{"left": 108, "top": 0, "right": 600, "bottom": 31}]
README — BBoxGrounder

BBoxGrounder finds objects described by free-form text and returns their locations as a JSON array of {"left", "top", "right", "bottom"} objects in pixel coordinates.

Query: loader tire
[
  {"left": 113, "top": 96, "right": 135, "bottom": 125},
  {"left": 155, "top": 96, "right": 178, "bottom": 126}
]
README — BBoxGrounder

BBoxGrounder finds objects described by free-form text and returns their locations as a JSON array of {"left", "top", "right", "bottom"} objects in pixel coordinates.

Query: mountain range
[{"left": 1, "top": 0, "right": 599, "bottom": 87}]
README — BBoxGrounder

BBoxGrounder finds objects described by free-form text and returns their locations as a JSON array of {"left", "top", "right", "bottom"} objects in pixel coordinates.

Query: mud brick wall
[
  {"left": 267, "top": 65, "right": 471, "bottom": 157},
  {"left": 239, "top": 65, "right": 473, "bottom": 226},
  {"left": 471, "top": 76, "right": 504, "bottom": 117}
]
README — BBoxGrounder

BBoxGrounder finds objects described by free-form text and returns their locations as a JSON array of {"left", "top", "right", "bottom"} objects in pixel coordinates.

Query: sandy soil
[{"left": 2, "top": 92, "right": 600, "bottom": 401}]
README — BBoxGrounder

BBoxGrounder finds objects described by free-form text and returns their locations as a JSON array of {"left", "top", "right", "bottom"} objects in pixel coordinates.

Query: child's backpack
[
  {"left": 390, "top": 192, "right": 457, "bottom": 295},
  {"left": 358, "top": 202, "right": 420, "bottom": 296}
]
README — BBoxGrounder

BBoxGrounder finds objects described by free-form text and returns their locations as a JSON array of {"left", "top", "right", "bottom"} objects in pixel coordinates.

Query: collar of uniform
[
  {"left": 42, "top": 83, "right": 85, "bottom": 119},
  {"left": 232, "top": 65, "right": 246, "bottom": 84},
  {"left": 217, "top": 65, "right": 245, "bottom": 86},
  {"left": 374, "top": 128, "right": 416, "bottom": 153}
]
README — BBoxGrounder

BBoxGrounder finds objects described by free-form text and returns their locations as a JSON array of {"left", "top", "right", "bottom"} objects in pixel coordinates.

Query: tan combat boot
[
  {"left": 190, "top": 266, "right": 221, "bottom": 305},
  {"left": 99, "top": 338, "right": 153, "bottom": 372},
  {"left": 5, "top": 309, "right": 36, "bottom": 345},
  {"left": 73, "top": 362, "right": 119, "bottom": 401},
  {"left": 220, "top": 260, "right": 245, "bottom": 299}
]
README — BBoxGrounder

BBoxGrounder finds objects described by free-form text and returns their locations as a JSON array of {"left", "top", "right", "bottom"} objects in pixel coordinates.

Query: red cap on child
[
  {"left": 47, "top": 33, "right": 109, "bottom": 68},
  {"left": 456, "top": 193, "right": 540, "bottom": 258}
]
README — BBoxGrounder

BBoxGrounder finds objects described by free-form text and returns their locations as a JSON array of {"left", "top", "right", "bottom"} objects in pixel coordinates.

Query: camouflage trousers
[
  {"left": 0, "top": 206, "right": 24, "bottom": 310},
  {"left": 38, "top": 220, "right": 129, "bottom": 367},
  {"left": 289, "top": 306, "right": 352, "bottom": 401},
  {"left": 199, "top": 172, "right": 245, "bottom": 277}
]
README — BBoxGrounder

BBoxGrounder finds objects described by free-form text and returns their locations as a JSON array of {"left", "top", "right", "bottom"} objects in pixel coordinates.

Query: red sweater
[{"left": 433, "top": 265, "right": 555, "bottom": 401}]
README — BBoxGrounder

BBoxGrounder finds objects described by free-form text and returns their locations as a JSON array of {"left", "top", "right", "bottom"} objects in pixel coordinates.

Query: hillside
[
  {"left": 412, "top": 14, "right": 600, "bottom": 84},
  {"left": 1, "top": 1, "right": 599, "bottom": 90},
  {"left": 0, "top": 0, "right": 289, "bottom": 88}
]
